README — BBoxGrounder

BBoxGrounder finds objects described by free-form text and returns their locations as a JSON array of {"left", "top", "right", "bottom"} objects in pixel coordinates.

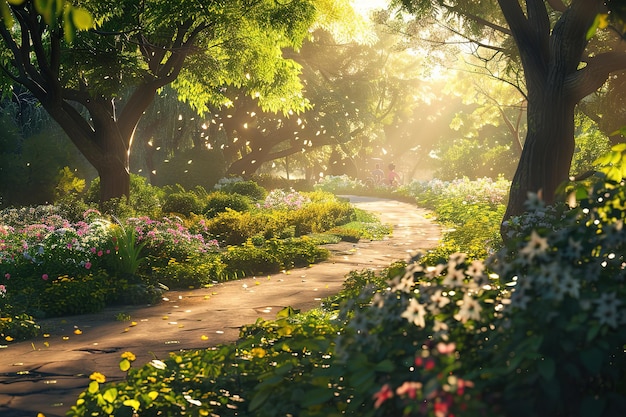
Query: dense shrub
[
  {"left": 220, "top": 180, "right": 267, "bottom": 200},
  {"left": 161, "top": 191, "right": 204, "bottom": 216},
  {"left": 291, "top": 200, "right": 355, "bottom": 235},
  {"left": 85, "top": 174, "right": 163, "bottom": 217},
  {"left": 39, "top": 272, "right": 110, "bottom": 317},
  {"left": 221, "top": 238, "right": 329, "bottom": 277},
  {"left": 203, "top": 210, "right": 267, "bottom": 246},
  {"left": 203, "top": 191, "right": 251, "bottom": 218},
  {"left": 150, "top": 255, "right": 226, "bottom": 289}
]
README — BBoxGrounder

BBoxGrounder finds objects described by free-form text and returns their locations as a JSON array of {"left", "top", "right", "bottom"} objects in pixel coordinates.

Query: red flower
[{"left": 373, "top": 384, "right": 394, "bottom": 408}]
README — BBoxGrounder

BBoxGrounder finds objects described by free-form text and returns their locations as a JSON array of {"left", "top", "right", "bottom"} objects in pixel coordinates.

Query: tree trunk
[
  {"left": 498, "top": 0, "right": 605, "bottom": 237},
  {"left": 98, "top": 158, "right": 131, "bottom": 203},
  {"left": 503, "top": 90, "right": 576, "bottom": 224}
]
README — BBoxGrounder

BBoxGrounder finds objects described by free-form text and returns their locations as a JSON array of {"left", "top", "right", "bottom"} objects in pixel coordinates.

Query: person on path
[
  {"left": 371, "top": 163, "right": 384, "bottom": 184},
  {"left": 387, "top": 163, "right": 401, "bottom": 187}
]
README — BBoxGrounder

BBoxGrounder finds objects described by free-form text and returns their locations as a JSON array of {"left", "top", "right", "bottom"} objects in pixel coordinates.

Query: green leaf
[
  {"left": 103, "top": 388, "right": 118, "bottom": 403},
  {"left": 585, "top": 324, "right": 601, "bottom": 343},
  {"left": 586, "top": 14, "right": 602, "bottom": 40},
  {"left": 123, "top": 399, "right": 141, "bottom": 411},
  {"left": 88, "top": 380, "right": 99, "bottom": 394},
  {"left": 580, "top": 348, "right": 604, "bottom": 374},
  {"left": 374, "top": 359, "right": 395, "bottom": 373},
  {"left": 537, "top": 357, "right": 555, "bottom": 381},
  {"left": 248, "top": 388, "right": 271, "bottom": 411},
  {"left": 300, "top": 387, "right": 334, "bottom": 407},
  {"left": 350, "top": 368, "right": 375, "bottom": 390},
  {"left": 276, "top": 306, "right": 299, "bottom": 318},
  {"left": 606, "top": 166, "right": 622, "bottom": 182},
  {"left": 1, "top": 2, "right": 14, "bottom": 27},
  {"left": 611, "top": 142, "right": 626, "bottom": 152},
  {"left": 580, "top": 396, "right": 607, "bottom": 417},
  {"left": 71, "top": 7, "right": 93, "bottom": 30},
  {"left": 575, "top": 186, "right": 589, "bottom": 200}
]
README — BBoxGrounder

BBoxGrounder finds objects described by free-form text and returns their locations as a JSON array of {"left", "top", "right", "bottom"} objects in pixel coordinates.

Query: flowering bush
[
  {"left": 314, "top": 174, "right": 368, "bottom": 194},
  {"left": 399, "top": 177, "right": 510, "bottom": 262},
  {"left": 124, "top": 216, "right": 219, "bottom": 263},
  {"left": 398, "top": 176, "right": 510, "bottom": 209},
  {"left": 261, "top": 188, "right": 311, "bottom": 210}
]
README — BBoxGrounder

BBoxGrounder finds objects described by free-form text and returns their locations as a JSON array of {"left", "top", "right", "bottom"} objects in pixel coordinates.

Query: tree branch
[{"left": 567, "top": 51, "right": 626, "bottom": 100}]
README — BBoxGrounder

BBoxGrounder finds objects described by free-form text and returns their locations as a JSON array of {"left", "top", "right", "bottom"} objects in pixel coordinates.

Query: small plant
[{"left": 108, "top": 221, "right": 146, "bottom": 276}]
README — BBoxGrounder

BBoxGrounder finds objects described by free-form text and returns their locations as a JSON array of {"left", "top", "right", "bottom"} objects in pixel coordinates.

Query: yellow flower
[
  {"left": 89, "top": 372, "right": 106, "bottom": 383},
  {"left": 121, "top": 351, "right": 136, "bottom": 361},
  {"left": 250, "top": 347, "right": 267, "bottom": 358},
  {"left": 5, "top": 336, "right": 14, "bottom": 342}
]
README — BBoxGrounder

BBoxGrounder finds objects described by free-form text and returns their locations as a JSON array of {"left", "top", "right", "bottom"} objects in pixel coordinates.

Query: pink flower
[
  {"left": 90, "top": 247, "right": 96, "bottom": 253},
  {"left": 42, "top": 274, "right": 49, "bottom": 280},
  {"left": 106, "top": 249, "right": 110, "bottom": 254},
  {"left": 97, "top": 250, "right": 103, "bottom": 257},
  {"left": 373, "top": 384, "right": 393, "bottom": 408},
  {"left": 396, "top": 381, "right": 422, "bottom": 400},
  {"left": 85, "top": 262, "right": 92, "bottom": 270},
  {"left": 4, "top": 273, "right": 10, "bottom": 279},
  {"left": 436, "top": 342, "right": 456, "bottom": 355}
]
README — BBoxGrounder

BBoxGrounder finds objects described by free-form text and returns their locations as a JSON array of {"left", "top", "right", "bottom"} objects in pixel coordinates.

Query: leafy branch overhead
[{"left": 1, "top": 0, "right": 93, "bottom": 42}]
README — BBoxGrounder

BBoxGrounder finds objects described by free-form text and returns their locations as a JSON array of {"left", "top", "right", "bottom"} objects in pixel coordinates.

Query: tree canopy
[{"left": 0, "top": 0, "right": 319, "bottom": 204}]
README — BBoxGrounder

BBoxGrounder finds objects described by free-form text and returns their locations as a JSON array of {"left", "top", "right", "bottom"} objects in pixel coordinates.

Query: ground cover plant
[
  {"left": 0, "top": 179, "right": 387, "bottom": 342},
  {"left": 66, "top": 146, "right": 626, "bottom": 417}
]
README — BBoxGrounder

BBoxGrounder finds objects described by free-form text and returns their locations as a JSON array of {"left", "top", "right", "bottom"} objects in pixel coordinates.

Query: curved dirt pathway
[{"left": 0, "top": 196, "right": 441, "bottom": 417}]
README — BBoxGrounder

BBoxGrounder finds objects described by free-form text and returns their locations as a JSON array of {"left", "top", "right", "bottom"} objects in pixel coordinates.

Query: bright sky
[{"left": 351, "top": 0, "right": 389, "bottom": 18}]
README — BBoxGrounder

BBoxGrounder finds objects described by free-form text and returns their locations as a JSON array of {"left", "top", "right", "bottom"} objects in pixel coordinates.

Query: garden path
[{"left": 0, "top": 196, "right": 441, "bottom": 417}]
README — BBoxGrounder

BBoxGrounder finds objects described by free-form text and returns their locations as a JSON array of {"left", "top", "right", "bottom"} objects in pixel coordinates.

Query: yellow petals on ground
[
  {"left": 200, "top": 335, "right": 209, "bottom": 341},
  {"left": 5, "top": 336, "right": 13, "bottom": 342},
  {"left": 73, "top": 329, "right": 82, "bottom": 335}
]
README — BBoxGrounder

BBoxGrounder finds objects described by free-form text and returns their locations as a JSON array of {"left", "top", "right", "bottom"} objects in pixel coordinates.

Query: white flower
[
  {"left": 430, "top": 290, "right": 450, "bottom": 308},
  {"left": 594, "top": 292, "right": 622, "bottom": 328},
  {"left": 433, "top": 319, "right": 449, "bottom": 333},
  {"left": 184, "top": 395, "right": 202, "bottom": 406},
  {"left": 466, "top": 260, "right": 486, "bottom": 280},
  {"left": 372, "top": 292, "right": 385, "bottom": 308},
  {"left": 442, "top": 266, "right": 465, "bottom": 288},
  {"left": 519, "top": 230, "right": 549, "bottom": 260},
  {"left": 401, "top": 298, "right": 427, "bottom": 328},
  {"left": 536, "top": 263, "right": 559, "bottom": 286},
  {"left": 454, "top": 293, "right": 483, "bottom": 323},
  {"left": 391, "top": 273, "right": 415, "bottom": 293},
  {"left": 559, "top": 271, "right": 580, "bottom": 299},
  {"left": 150, "top": 359, "right": 167, "bottom": 370}
]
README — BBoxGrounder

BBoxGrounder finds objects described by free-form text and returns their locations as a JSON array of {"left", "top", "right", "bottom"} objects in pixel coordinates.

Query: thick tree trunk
[
  {"left": 503, "top": 90, "right": 576, "bottom": 224},
  {"left": 98, "top": 158, "right": 131, "bottom": 203}
]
